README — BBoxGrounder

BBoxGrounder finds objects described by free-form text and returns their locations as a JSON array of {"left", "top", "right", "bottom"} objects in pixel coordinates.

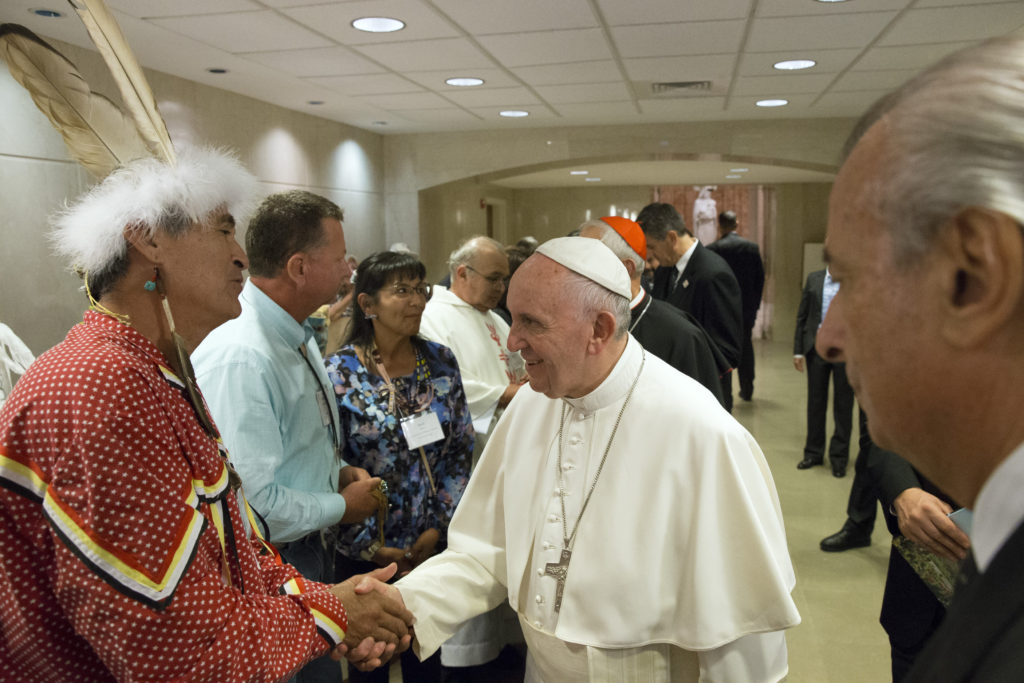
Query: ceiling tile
[
  {"left": 830, "top": 69, "right": 920, "bottom": 92},
  {"left": 150, "top": 11, "right": 333, "bottom": 53},
  {"left": 281, "top": 0, "right": 459, "bottom": 44},
  {"left": 477, "top": 28, "right": 611, "bottom": 67},
  {"left": 624, "top": 54, "right": 737, "bottom": 82},
  {"left": 442, "top": 86, "right": 541, "bottom": 107},
  {"left": 756, "top": 0, "right": 913, "bottom": 17},
  {"left": 738, "top": 48, "right": 862, "bottom": 76},
  {"left": 402, "top": 69, "right": 521, "bottom": 90},
  {"left": 746, "top": 12, "right": 898, "bottom": 51},
  {"left": 638, "top": 96, "right": 728, "bottom": 118},
  {"left": 354, "top": 37, "right": 493, "bottom": 71},
  {"left": 879, "top": 4, "right": 1024, "bottom": 45},
  {"left": 597, "top": 0, "right": 752, "bottom": 25},
  {"left": 387, "top": 108, "right": 484, "bottom": 124},
  {"left": 433, "top": 0, "right": 597, "bottom": 34},
  {"left": 242, "top": 46, "right": 385, "bottom": 77},
  {"left": 612, "top": 21, "right": 745, "bottom": 58},
  {"left": 512, "top": 60, "right": 620, "bottom": 86},
  {"left": 534, "top": 82, "right": 632, "bottom": 104},
  {"left": 552, "top": 101, "right": 640, "bottom": 119},
  {"left": 108, "top": 0, "right": 260, "bottom": 18},
  {"left": 854, "top": 42, "right": 975, "bottom": 71},
  {"left": 467, "top": 105, "right": 558, "bottom": 121},
  {"left": 732, "top": 74, "right": 836, "bottom": 97},
  {"left": 352, "top": 91, "right": 455, "bottom": 110},
  {"left": 309, "top": 73, "right": 424, "bottom": 95}
]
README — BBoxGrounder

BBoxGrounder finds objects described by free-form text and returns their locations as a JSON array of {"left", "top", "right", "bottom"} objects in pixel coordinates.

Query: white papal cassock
[{"left": 397, "top": 336, "right": 800, "bottom": 681}]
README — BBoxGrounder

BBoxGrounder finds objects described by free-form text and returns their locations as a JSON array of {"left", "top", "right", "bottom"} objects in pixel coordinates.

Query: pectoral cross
[{"left": 543, "top": 548, "right": 572, "bottom": 612}]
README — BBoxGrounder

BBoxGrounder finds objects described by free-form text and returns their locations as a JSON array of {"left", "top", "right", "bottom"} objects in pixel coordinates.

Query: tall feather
[
  {"left": 69, "top": 0, "right": 176, "bottom": 165},
  {"left": 0, "top": 24, "right": 149, "bottom": 179}
]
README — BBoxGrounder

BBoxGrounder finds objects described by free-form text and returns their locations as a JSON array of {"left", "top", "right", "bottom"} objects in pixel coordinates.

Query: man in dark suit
[
  {"left": 815, "top": 36, "right": 1024, "bottom": 681},
  {"left": 868, "top": 443, "right": 969, "bottom": 681},
  {"left": 637, "top": 202, "right": 742, "bottom": 411},
  {"left": 793, "top": 268, "right": 854, "bottom": 476},
  {"left": 578, "top": 216, "right": 726, "bottom": 405},
  {"left": 707, "top": 210, "right": 765, "bottom": 401}
]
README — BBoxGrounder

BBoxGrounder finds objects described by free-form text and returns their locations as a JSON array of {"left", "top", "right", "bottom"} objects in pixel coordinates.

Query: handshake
[{"left": 327, "top": 563, "right": 415, "bottom": 672}]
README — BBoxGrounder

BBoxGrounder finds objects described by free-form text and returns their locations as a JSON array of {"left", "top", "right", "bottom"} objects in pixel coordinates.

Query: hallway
[{"left": 731, "top": 338, "right": 890, "bottom": 682}]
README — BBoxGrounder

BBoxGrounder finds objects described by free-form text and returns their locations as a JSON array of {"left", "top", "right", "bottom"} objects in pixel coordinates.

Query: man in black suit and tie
[
  {"left": 707, "top": 210, "right": 765, "bottom": 401},
  {"left": 815, "top": 35, "right": 1024, "bottom": 682},
  {"left": 793, "top": 267, "right": 854, "bottom": 476},
  {"left": 637, "top": 202, "right": 743, "bottom": 411},
  {"left": 869, "top": 444, "right": 969, "bottom": 681}
]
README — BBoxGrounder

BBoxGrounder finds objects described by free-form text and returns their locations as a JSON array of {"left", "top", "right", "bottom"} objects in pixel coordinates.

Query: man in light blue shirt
[{"left": 194, "top": 190, "right": 381, "bottom": 682}]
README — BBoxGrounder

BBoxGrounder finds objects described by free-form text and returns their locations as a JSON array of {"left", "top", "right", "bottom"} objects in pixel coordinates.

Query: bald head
[{"left": 448, "top": 236, "right": 509, "bottom": 311}]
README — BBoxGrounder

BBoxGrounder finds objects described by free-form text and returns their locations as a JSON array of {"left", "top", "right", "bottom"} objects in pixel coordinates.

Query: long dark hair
[{"left": 343, "top": 250, "right": 428, "bottom": 350}]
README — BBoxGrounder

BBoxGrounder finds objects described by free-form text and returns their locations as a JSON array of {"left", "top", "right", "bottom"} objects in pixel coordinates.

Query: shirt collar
[
  {"left": 629, "top": 288, "right": 646, "bottom": 310},
  {"left": 241, "top": 279, "right": 310, "bottom": 348},
  {"left": 971, "top": 440, "right": 1024, "bottom": 572},
  {"left": 563, "top": 336, "right": 643, "bottom": 416},
  {"left": 674, "top": 239, "right": 698, "bottom": 275}
]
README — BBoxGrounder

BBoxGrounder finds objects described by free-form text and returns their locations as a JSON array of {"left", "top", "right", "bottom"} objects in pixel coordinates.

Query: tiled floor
[{"left": 370, "top": 338, "right": 894, "bottom": 682}]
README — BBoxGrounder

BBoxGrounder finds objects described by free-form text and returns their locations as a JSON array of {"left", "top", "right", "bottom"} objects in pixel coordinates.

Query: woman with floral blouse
[{"left": 325, "top": 250, "right": 474, "bottom": 683}]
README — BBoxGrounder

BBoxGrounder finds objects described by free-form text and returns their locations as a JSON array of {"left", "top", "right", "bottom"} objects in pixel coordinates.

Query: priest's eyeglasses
[
  {"left": 465, "top": 265, "right": 510, "bottom": 287},
  {"left": 389, "top": 283, "right": 433, "bottom": 301}
]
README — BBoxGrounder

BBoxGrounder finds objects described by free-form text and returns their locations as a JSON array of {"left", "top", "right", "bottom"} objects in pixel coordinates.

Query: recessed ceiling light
[
  {"left": 815, "top": 0, "right": 849, "bottom": 3},
  {"left": 30, "top": 8, "right": 63, "bottom": 17},
  {"left": 352, "top": 17, "right": 405, "bottom": 33},
  {"left": 756, "top": 99, "right": 789, "bottom": 107},
  {"left": 570, "top": 170, "right": 589, "bottom": 176},
  {"left": 307, "top": 100, "right": 324, "bottom": 105},
  {"left": 726, "top": 174, "right": 743, "bottom": 179},
  {"left": 446, "top": 77, "right": 484, "bottom": 87},
  {"left": 207, "top": 68, "right": 228, "bottom": 74},
  {"left": 730, "top": 168, "right": 749, "bottom": 172},
  {"left": 585, "top": 177, "right": 601, "bottom": 182},
  {"left": 373, "top": 121, "right": 388, "bottom": 126},
  {"left": 774, "top": 59, "right": 816, "bottom": 71},
  {"left": 499, "top": 110, "right": 529, "bottom": 118}
]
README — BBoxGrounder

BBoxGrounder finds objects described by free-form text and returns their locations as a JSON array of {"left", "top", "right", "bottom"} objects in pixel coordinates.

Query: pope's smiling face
[{"left": 506, "top": 255, "right": 595, "bottom": 399}]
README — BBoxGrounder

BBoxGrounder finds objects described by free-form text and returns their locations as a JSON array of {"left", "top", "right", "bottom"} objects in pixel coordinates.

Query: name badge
[
  {"left": 315, "top": 390, "right": 332, "bottom": 428},
  {"left": 401, "top": 411, "right": 444, "bottom": 450}
]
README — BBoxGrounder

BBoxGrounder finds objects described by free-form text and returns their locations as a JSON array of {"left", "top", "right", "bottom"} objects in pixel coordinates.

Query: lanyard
[
  {"left": 372, "top": 344, "right": 437, "bottom": 496},
  {"left": 298, "top": 342, "right": 339, "bottom": 454}
]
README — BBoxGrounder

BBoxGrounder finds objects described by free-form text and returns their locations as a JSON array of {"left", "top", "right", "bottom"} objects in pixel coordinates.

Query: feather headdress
[
  {"left": 1, "top": 3, "right": 257, "bottom": 441},
  {"left": 0, "top": 7, "right": 257, "bottom": 276}
]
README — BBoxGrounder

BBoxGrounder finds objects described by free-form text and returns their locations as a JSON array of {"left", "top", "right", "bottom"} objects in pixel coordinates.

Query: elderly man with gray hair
[
  {"left": 815, "top": 35, "right": 1024, "bottom": 681},
  {"left": 392, "top": 236, "right": 799, "bottom": 682},
  {"left": 419, "top": 236, "right": 526, "bottom": 447}
]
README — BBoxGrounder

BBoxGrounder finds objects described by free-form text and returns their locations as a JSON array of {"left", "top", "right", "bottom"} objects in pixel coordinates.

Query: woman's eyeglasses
[{"left": 389, "top": 283, "right": 433, "bottom": 300}]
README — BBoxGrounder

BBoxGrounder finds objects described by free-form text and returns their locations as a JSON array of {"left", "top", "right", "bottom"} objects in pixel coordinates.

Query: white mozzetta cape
[
  {"left": 397, "top": 337, "right": 799, "bottom": 668},
  {"left": 418, "top": 286, "right": 523, "bottom": 425}
]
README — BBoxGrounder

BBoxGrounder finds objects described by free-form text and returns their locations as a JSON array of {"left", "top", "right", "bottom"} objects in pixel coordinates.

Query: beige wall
[
  {"left": 1, "top": 39, "right": 386, "bottom": 354},
  {"left": 769, "top": 183, "right": 834, "bottom": 342}
]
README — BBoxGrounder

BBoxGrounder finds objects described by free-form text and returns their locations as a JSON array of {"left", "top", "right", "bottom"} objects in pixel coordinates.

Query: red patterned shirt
[{"left": 0, "top": 312, "right": 347, "bottom": 681}]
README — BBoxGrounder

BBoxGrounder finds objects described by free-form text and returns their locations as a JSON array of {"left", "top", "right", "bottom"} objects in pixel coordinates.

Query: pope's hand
[{"left": 329, "top": 564, "right": 413, "bottom": 670}]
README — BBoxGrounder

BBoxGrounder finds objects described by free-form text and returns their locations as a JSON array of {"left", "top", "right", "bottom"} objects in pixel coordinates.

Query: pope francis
[{"left": 393, "top": 236, "right": 800, "bottom": 682}]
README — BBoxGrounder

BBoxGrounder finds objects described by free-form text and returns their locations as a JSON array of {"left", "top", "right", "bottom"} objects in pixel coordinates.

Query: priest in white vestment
[
  {"left": 419, "top": 236, "right": 526, "bottom": 445},
  {"left": 394, "top": 237, "right": 800, "bottom": 682},
  {"left": 418, "top": 235, "right": 528, "bottom": 669}
]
